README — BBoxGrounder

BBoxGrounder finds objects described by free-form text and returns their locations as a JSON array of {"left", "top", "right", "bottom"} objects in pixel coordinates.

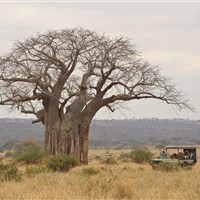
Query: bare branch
[{"left": 0, "top": 27, "right": 193, "bottom": 124}]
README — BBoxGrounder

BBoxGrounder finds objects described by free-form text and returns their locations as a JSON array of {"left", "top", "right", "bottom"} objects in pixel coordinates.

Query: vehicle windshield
[{"left": 159, "top": 152, "right": 170, "bottom": 159}]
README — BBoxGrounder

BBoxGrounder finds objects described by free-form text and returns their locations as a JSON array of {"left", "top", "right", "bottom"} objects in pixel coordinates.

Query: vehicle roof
[{"left": 166, "top": 145, "right": 197, "bottom": 149}]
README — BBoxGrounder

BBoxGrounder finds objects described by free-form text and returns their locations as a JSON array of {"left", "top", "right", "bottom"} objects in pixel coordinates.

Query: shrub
[
  {"left": 0, "top": 162, "right": 22, "bottom": 181},
  {"left": 81, "top": 167, "right": 99, "bottom": 176},
  {"left": 46, "top": 154, "right": 79, "bottom": 172},
  {"left": 129, "top": 147, "right": 154, "bottom": 164},
  {"left": 119, "top": 152, "right": 130, "bottom": 159},
  {"left": 15, "top": 149, "right": 43, "bottom": 164},
  {"left": 102, "top": 157, "right": 117, "bottom": 165},
  {"left": 25, "top": 165, "right": 49, "bottom": 177},
  {"left": 13, "top": 140, "right": 43, "bottom": 164}
]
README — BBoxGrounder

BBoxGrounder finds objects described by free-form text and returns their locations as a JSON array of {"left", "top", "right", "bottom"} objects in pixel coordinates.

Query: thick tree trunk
[
  {"left": 43, "top": 96, "right": 93, "bottom": 164},
  {"left": 81, "top": 124, "right": 90, "bottom": 164},
  {"left": 44, "top": 112, "right": 90, "bottom": 163}
]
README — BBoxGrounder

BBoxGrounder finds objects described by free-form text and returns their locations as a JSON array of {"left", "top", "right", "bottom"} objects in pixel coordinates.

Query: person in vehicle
[
  {"left": 170, "top": 153, "right": 178, "bottom": 159},
  {"left": 159, "top": 151, "right": 168, "bottom": 159},
  {"left": 184, "top": 150, "right": 190, "bottom": 160},
  {"left": 178, "top": 152, "right": 184, "bottom": 160}
]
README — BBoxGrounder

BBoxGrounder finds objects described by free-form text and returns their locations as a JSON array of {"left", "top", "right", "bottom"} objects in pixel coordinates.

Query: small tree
[
  {"left": 129, "top": 148, "right": 154, "bottom": 164},
  {"left": 0, "top": 27, "right": 193, "bottom": 163},
  {"left": 14, "top": 140, "right": 43, "bottom": 164}
]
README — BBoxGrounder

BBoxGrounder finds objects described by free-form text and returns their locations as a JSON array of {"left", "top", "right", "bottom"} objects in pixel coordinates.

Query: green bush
[
  {"left": 0, "top": 162, "right": 22, "bottom": 181},
  {"left": 46, "top": 154, "right": 79, "bottom": 172},
  {"left": 119, "top": 152, "right": 130, "bottom": 159},
  {"left": 25, "top": 165, "right": 49, "bottom": 177},
  {"left": 129, "top": 148, "right": 154, "bottom": 164},
  {"left": 102, "top": 157, "right": 117, "bottom": 165},
  {"left": 18, "top": 149, "right": 43, "bottom": 164},
  {"left": 13, "top": 140, "right": 43, "bottom": 164},
  {"left": 81, "top": 167, "right": 99, "bottom": 176}
]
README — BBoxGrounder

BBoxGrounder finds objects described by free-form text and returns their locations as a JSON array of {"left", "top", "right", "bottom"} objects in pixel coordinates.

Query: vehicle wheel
[
  {"left": 181, "top": 162, "right": 191, "bottom": 169},
  {"left": 181, "top": 162, "right": 187, "bottom": 167}
]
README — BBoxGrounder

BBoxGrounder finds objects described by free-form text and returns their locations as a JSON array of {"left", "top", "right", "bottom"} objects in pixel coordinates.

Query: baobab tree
[{"left": 0, "top": 28, "right": 192, "bottom": 163}]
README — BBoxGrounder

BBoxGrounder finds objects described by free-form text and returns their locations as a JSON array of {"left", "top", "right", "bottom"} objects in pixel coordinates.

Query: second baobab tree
[{"left": 0, "top": 28, "right": 192, "bottom": 163}]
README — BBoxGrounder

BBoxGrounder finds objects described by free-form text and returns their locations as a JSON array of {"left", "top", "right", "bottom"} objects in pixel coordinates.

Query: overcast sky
[{"left": 0, "top": 1, "right": 199, "bottom": 120}]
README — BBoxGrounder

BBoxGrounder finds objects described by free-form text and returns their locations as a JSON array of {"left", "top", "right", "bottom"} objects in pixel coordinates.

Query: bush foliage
[
  {"left": 81, "top": 167, "right": 99, "bottom": 176},
  {"left": 0, "top": 161, "right": 22, "bottom": 181},
  {"left": 102, "top": 157, "right": 118, "bottom": 165},
  {"left": 25, "top": 165, "right": 49, "bottom": 177},
  {"left": 13, "top": 140, "right": 43, "bottom": 164},
  {"left": 46, "top": 154, "right": 79, "bottom": 172},
  {"left": 125, "top": 147, "right": 154, "bottom": 164}
]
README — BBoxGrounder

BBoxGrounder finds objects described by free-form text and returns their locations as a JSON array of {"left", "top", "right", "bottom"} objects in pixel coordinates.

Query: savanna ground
[{"left": 1, "top": 147, "right": 200, "bottom": 200}]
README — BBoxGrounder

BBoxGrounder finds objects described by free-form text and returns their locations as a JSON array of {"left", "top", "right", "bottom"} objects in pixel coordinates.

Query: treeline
[
  {"left": 0, "top": 118, "right": 200, "bottom": 150},
  {"left": 90, "top": 118, "right": 200, "bottom": 148}
]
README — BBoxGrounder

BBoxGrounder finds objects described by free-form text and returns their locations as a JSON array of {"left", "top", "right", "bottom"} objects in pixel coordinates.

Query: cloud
[
  {"left": 144, "top": 50, "right": 200, "bottom": 75},
  {"left": 0, "top": 2, "right": 199, "bottom": 119}
]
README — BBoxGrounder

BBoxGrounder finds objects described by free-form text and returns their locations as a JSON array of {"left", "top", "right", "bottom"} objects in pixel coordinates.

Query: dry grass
[{"left": 1, "top": 148, "right": 200, "bottom": 199}]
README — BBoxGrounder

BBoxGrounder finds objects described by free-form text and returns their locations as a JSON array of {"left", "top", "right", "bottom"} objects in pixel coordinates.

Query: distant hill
[
  {"left": 0, "top": 118, "right": 200, "bottom": 149},
  {"left": 0, "top": 118, "right": 43, "bottom": 149},
  {"left": 90, "top": 119, "right": 200, "bottom": 148}
]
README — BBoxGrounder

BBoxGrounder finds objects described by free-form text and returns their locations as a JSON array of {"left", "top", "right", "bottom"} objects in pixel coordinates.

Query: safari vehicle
[{"left": 150, "top": 145, "right": 197, "bottom": 168}]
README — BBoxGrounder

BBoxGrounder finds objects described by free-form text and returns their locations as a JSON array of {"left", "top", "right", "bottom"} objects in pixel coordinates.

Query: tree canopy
[
  {"left": 0, "top": 27, "right": 192, "bottom": 163},
  {"left": 0, "top": 28, "right": 191, "bottom": 118}
]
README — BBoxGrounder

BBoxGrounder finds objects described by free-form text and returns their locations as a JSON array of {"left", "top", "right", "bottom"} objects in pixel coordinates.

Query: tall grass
[{"left": 0, "top": 148, "right": 200, "bottom": 199}]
